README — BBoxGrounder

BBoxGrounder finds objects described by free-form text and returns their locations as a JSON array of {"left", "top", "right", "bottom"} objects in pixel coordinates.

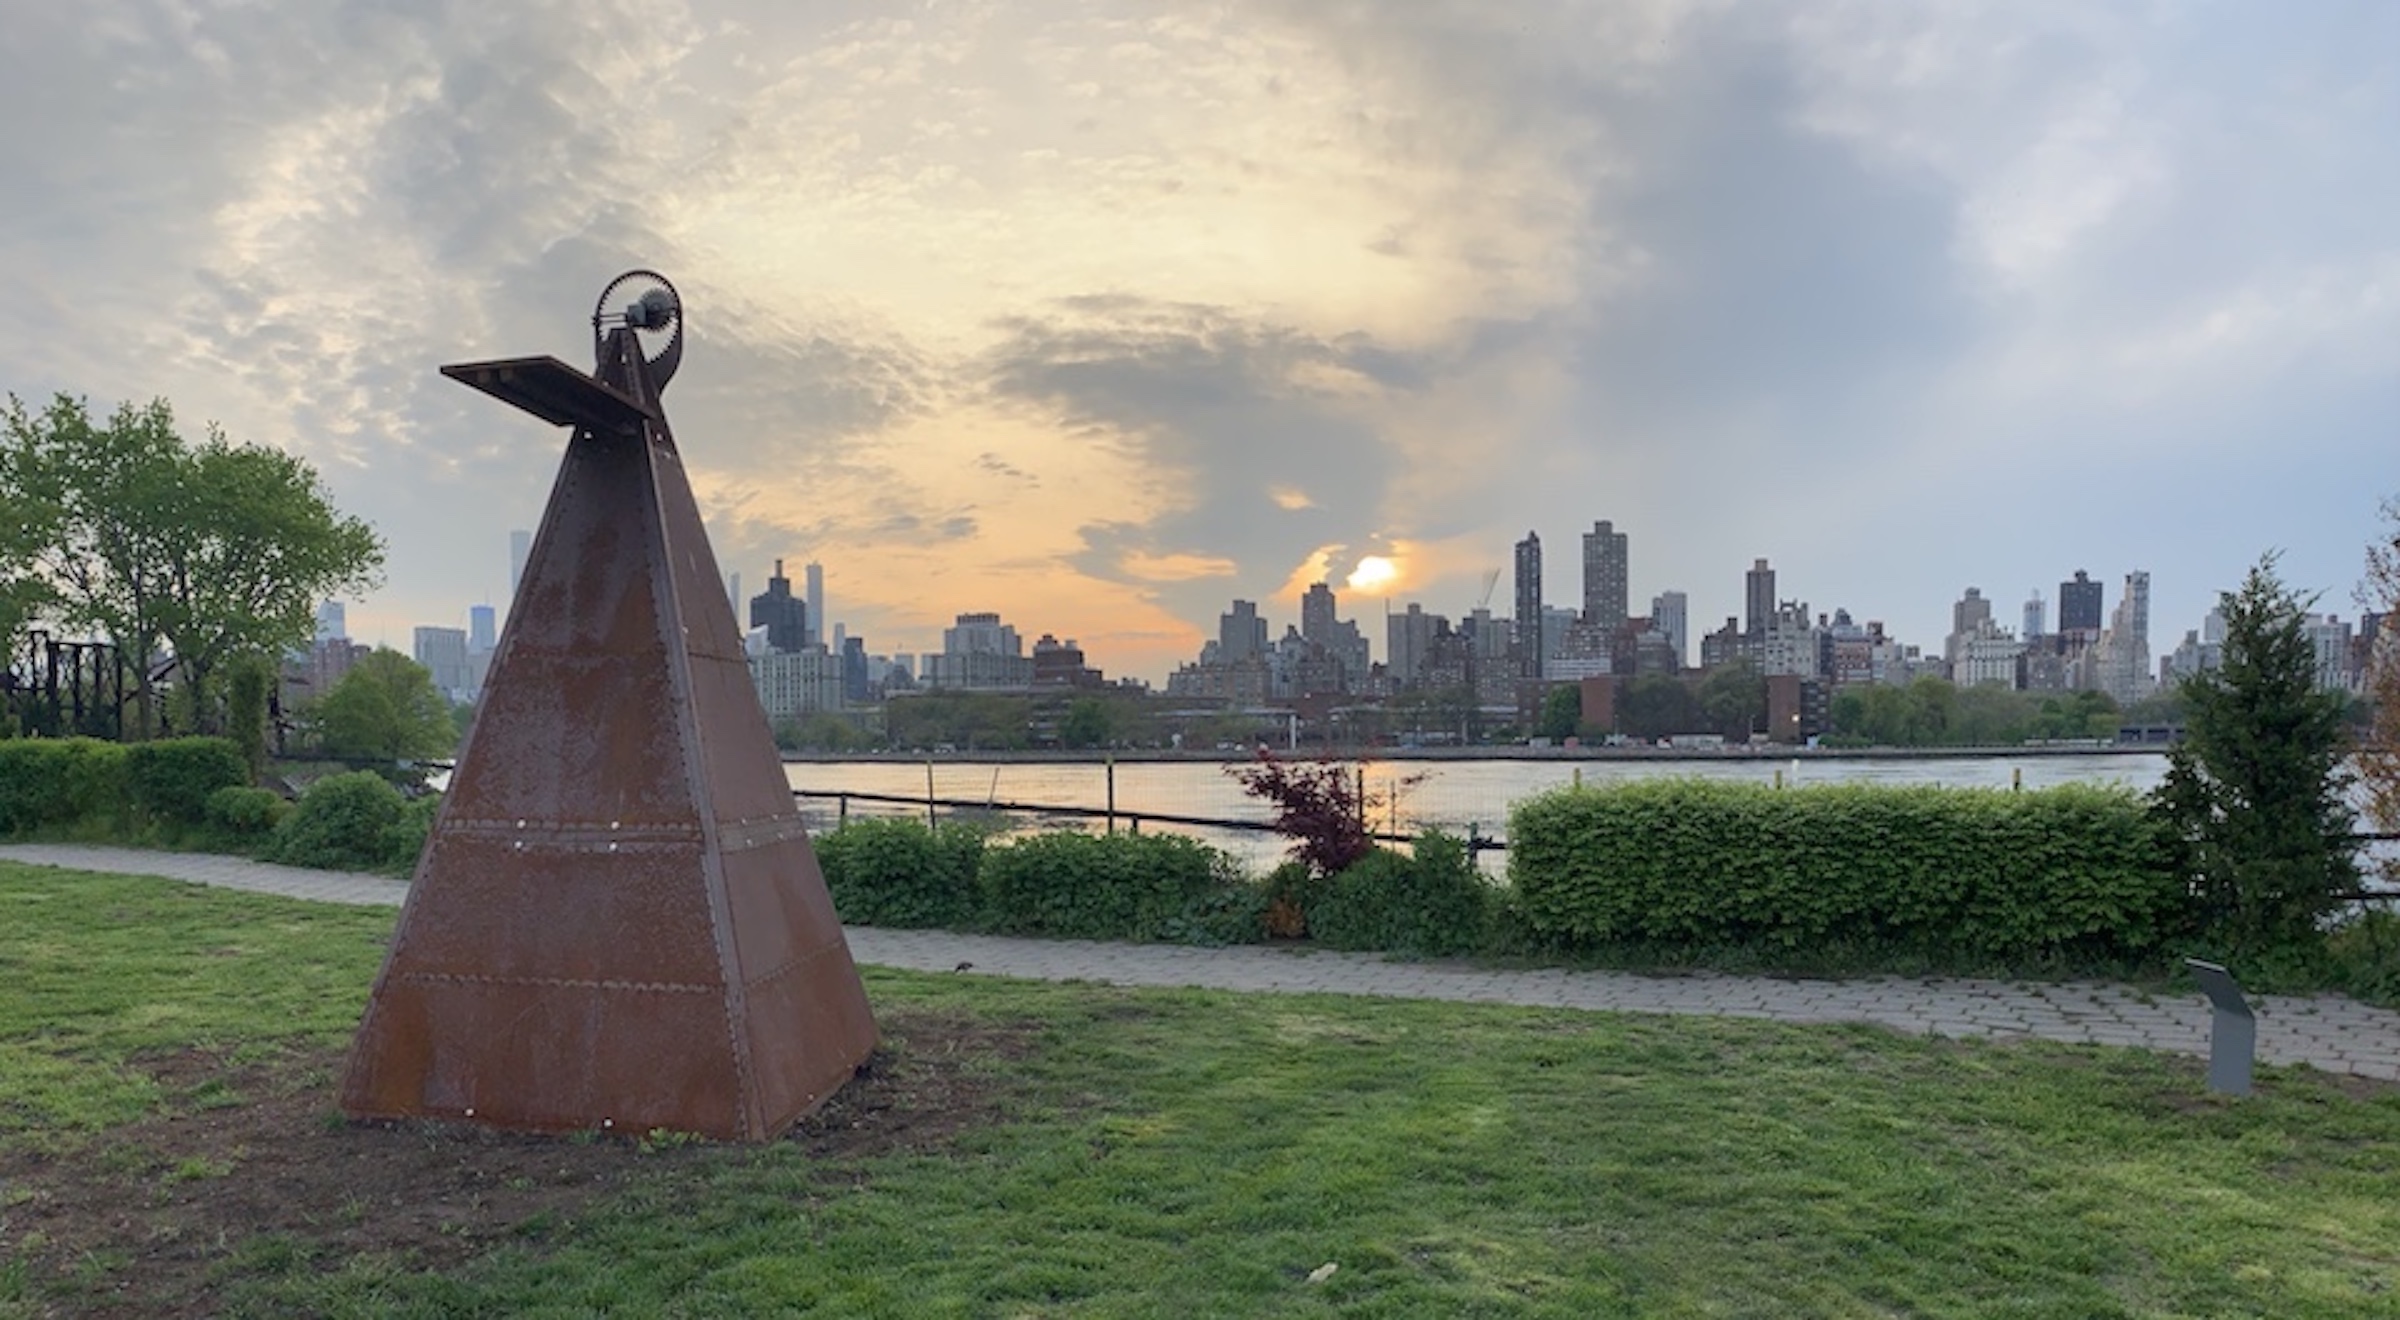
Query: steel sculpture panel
[{"left": 342, "top": 272, "right": 878, "bottom": 1140}]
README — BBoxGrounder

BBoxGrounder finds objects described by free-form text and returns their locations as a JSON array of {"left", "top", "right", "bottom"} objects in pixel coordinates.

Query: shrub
[
  {"left": 124, "top": 737, "right": 249, "bottom": 828},
  {"left": 1308, "top": 831, "right": 1493, "bottom": 956},
  {"left": 980, "top": 830, "right": 1241, "bottom": 942},
  {"left": 269, "top": 771, "right": 406, "bottom": 871},
  {"left": 2324, "top": 910, "right": 2400, "bottom": 1007},
  {"left": 1228, "top": 752, "right": 1376, "bottom": 877},
  {"left": 0, "top": 738, "right": 129, "bottom": 836},
  {"left": 1260, "top": 861, "right": 1323, "bottom": 939},
  {"left": 380, "top": 793, "right": 443, "bottom": 873},
  {"left": 1159, "top": 881, "right": 1271, "bottom": 947},
  {"left": 203, "top": 785, "right": 290, "bottom": 839},
  {"left": 815, "top": 819, "right": 987, "bottom": 928},
  {"left": 1508, "top": 779, "right": 2181, "bottom": 966}
]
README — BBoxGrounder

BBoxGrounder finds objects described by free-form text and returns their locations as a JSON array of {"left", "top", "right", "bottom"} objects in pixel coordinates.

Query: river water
[{"left": 785, "top": 752, "right": 2175, "bottom": 871}]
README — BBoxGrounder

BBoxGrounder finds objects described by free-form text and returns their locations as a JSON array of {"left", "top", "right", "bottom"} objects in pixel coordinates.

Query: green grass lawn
[{"left": 4, "top": 859, "right": 2399, "bottom": 1318}]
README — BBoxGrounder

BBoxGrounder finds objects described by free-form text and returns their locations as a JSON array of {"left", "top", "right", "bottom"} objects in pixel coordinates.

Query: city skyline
[
  {"left": 6, "top": 5, "right": 2392, "bottom": 684},
  {"left": 366, "top": 523, "right": 2275, "bottom": 703}
]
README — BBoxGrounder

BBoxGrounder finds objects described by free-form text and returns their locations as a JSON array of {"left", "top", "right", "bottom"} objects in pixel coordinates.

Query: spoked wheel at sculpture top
[{"left": 594, "top": 269, "right": 684, "bottom": 387}]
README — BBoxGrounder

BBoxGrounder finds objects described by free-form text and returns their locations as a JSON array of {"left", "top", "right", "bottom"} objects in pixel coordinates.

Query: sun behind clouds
[{"left": 1346, "top": 555, "right": 1399, "bottom": 595}]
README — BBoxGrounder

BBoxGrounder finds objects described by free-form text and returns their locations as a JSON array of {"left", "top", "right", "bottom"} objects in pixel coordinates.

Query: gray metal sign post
[{"left": 2186, "top": 959, "right": 2255, "bottom": 1097}]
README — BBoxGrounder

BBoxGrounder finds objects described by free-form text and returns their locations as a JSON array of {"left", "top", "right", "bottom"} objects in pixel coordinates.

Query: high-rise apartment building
[
  {"left": 1218, "top": 599, "right": 1268, "bottom": 664},
  {"left": 1581, "top": 521, "right": 1628, "bottom": 633},
  {"left": 1513, "top": 531, "right": 1543, "bottom": 681},
  {"left": 1387, "top": 603, "right": 1443, "bottom": 687},
  {"left": 2093, "top": 570, "right": 2153, "bottom": 704},
  {"left": 804, "top": 562, "right": 825, "bottom": 648},
  {"left": 1745, "top": 559, "right": 1776, "bottom": 638},
  {"left": 1946, "top": 587, "right": 1993, "bottom": 670},
  {"left": 943, "top": 611, "right": 1020, "bottom": 656},
  {"left": 413, "top": 626, "right": 471, "bottom": 702},
  {"left": 747, "top": 559, "right": 810, "bottom": 653},
  {"left": 923, "top": 612, "right": 1033, "bottom": 689},
  {"left": 1295, "top": 583, "right": 1370, "bottom": 687},
  {"left": 1651, "top": 590, "right": 1688, "bottom": 671},
  {"left": 1301, "top": 582, "right": 1338, "bottom": 646},
  {"left": 2059, "top": 570, "right": 2103, "bottom": 637}
]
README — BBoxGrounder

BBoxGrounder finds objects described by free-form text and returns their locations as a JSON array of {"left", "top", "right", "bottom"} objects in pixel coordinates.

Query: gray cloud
[
  {"left": 981, "top": 297, "right": 1423, "bottom": 617},
  {"left": 1, "top": 0, "right": 2391, "bottom": 670}
]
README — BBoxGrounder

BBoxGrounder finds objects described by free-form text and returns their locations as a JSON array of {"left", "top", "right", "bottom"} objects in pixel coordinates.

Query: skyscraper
[
  {"left": 1301, "top": 582, "right": 1338, "bottom": 646},
  {"left": 314, "top": 600, "right": 347, "bottom": 643},
  {"left": 413, "top": 626, "right": 471, "bottom": 701},
  {"left": 2022, "top": 591, "right": 2045, "bottom": 642},
  {"left": 1387, "top": 603, "right": 1441, "bottom": 687},
  {"left": 2059, "top": 570, "right": 2103, "bottom": 637},
  {"left": 1745, "top": 558, "right": 1776, "bottom": 639},
  {"left": 2096, "top": 570, "right": 2152, "bottom": 704},
  {"left": 805, "top": 561, "right": 825, "bottom": 648},
  {"left": 1581, "top": 520, "right": 1628, "bottom": 633},
  {"left": 1652, "top": 591, "right": 1689, "bottom": 670},
  {"left": 1218, "top": 600, "right": 1268, "bottom": 663},
  {"left": 748, "top": 559, "right": 809, "bottom": 653},
  {"left": 1513, "top": 531, "right": 1543, "bottom": 680},
  {"left": 1947, "top": 587, "right": 1993, "bottom": 670},
  {"left": 468, "top": 604, "right": 497, "bottom": 653}
]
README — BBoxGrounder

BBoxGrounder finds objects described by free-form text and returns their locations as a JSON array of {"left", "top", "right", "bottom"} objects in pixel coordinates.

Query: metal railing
[{"left": 789, "top": 788, "right": 1501, "bottom": 852}]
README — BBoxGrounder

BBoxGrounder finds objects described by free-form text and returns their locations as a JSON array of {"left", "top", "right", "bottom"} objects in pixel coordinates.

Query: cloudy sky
[{"left": 5, "top": 1, "right": 2394, "bottom": 682}]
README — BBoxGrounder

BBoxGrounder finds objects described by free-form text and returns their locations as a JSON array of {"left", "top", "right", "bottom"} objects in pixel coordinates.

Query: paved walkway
[{"left": 6, "top": 843, "right": 2398, "bottom": 1082}]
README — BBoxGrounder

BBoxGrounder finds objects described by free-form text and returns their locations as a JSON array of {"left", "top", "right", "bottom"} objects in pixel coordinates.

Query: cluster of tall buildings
[
  {"left": 311, "top": 519, "right": 2379, "bottom": 743},
  {"left": 740, "top": 560, "right": 1119, "bottom": 720},
  {"left": 1160, "top": 518, "right": 2381, "bottom": 741}
]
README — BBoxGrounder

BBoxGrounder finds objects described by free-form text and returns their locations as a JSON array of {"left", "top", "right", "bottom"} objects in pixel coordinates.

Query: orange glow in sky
[{"left": 1346, "top": 555, "right": 1399, "bottom": 595}]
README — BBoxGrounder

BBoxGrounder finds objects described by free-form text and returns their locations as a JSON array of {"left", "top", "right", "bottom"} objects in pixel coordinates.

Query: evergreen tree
[{"left": 2152, "top": 555, "right": 2357, "bottom": 954}]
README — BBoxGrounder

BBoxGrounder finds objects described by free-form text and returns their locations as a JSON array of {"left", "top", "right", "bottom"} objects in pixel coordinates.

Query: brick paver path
[{"left": 7, "top": 843, "right": 2397, "bottom": 1082}]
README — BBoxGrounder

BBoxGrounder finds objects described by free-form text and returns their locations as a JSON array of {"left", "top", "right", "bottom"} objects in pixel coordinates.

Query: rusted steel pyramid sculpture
[{"left": 342, "top": 271, "right": 877, "bottom": 1141}]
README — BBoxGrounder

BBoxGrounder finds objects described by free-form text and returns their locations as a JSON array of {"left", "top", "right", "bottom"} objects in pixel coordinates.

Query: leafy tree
[
  {"left": 1534, "top": 684, "right": 1581, "bottom": 740},
  {"left": 1, "top": 393, "right": 382, "bottom": 737},
  {"left": 155, "top": 435, "right": 382, "bottom": 729},
  {"left": 1695, "top": 662, "right": 1765, "bottom": 741},
  {"left": 2358, "top": 497, "right": 2400, "bottom": 865},
  {"left": 4, "top": 395, "right": 185, "bottom": 735},
  {"left": 776, "top": 711, "right": 874, "bottom": 753},
  {"left": 222, "top": 654, "right": 273, "bottom": 778},
  {"left": 2151, "top": 556, "right": 2358, "bottom": 955},
  {"left": 886, "top": 691, "right": 1031, "bottom": 750},
  {"left": 1616, "top": 674, "right": 1705, "bottom": 742},
  {"left": 312, "top": 649, "right": 456, "bottom": 765},
  {"left": 1057, "top": 697, "right": 1115, "bottom": 750}
]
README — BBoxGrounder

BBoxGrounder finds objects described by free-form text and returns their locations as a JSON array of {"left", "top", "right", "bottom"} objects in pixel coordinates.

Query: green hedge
[
  {"left": 124, "top": 737, "right": 249, "bottom": 827},
  {"left": 978, "top": 830, "right": 1247, "bottom": 943},
  {"left": 0, "top": 738, "right": 130, "bottom": 835},
  {"left": 816, "top": 819, "right": 987, "bottom": 928},
  {"left": 204, "top": 785, "right": 290, "bottom": 839},
  {"left": 1308, "top": 831, "right": 1492, "bottom": 956},
  {"left": 1507, "top": 779, "right": 2184, "bottom": 963}
]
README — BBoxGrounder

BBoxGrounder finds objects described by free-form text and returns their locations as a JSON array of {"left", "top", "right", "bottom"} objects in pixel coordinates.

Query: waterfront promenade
[{"left": 5, "top": 842, "right": 2396, "bottom": 1083}]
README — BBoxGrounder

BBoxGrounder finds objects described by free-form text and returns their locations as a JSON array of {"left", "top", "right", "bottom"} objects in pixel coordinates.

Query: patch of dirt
[{"left": 0, "top": 1010, "right": 1036, "bottom": 1318}]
